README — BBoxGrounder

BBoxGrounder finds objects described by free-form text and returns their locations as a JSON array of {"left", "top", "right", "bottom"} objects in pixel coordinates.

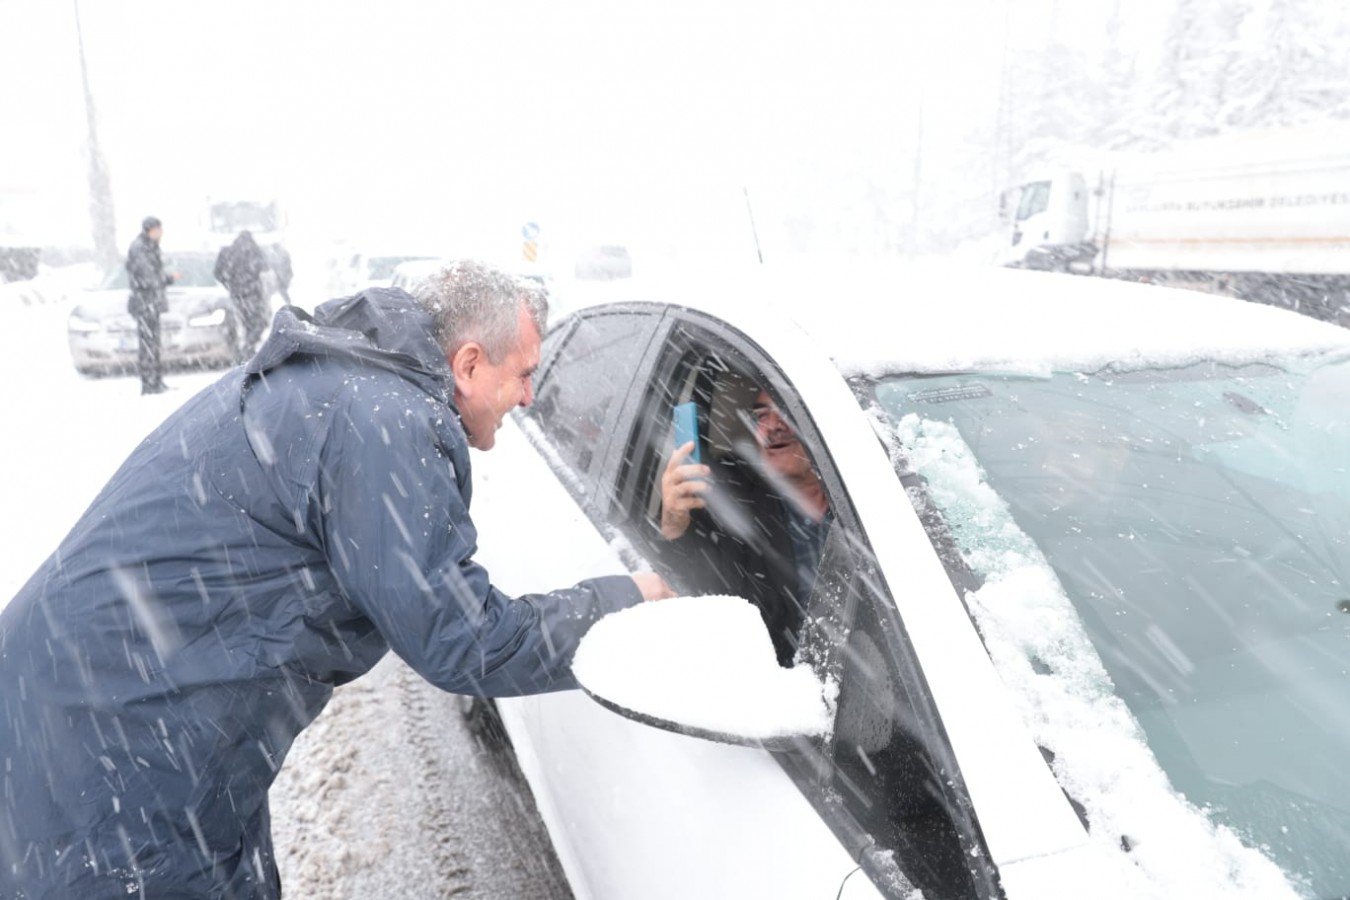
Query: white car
[
  {"left": 66, "top": 251, "right": 241, "bottom": 376},
  {"left": 336, "top": 252, "right": 440, "bottom": 293},
  {"left": 468, "top": 262, "right": 1350, "bottom": 900}
]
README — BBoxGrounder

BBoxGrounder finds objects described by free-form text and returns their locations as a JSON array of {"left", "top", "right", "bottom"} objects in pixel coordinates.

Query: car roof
[{"left": 567, "top": 261, "right": 1350, "bottom": 376}]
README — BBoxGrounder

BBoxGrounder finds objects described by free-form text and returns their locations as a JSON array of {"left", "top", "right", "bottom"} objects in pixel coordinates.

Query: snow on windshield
[
  {"left": 886, "top": 412, "right": 1304, "bottom": 900},
  {"left": 572, "top": 594, "right": 833, "bottom": 741}
]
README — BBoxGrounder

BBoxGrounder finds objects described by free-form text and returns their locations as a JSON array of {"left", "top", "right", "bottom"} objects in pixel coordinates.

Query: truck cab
[{"left": 1002, "top": 170, "right": 1092, "bottom": 271}]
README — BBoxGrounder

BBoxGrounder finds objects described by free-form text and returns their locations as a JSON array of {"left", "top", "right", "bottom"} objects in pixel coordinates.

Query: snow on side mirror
[{"left": 571, "top": 594, "right": 833, "bottom": 750}]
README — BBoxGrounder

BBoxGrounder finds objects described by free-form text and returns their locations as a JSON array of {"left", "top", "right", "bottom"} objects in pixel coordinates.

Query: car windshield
[
  {"left": 866, "top": 355, "right": 1350, "bottom": 898},
  {"left": 1015, "top": 180, "right": 1051, "bottom": 221},
  {"left": 100, "top": 254, "right": 221, "bottom": 290}
]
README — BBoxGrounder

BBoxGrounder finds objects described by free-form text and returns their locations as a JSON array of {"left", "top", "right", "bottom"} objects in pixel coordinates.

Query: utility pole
[
  {"left": 909, "top": 100, "right": 924, "bottom": 256},
  {"left": 74, "top": 0, "right": 118, "bottom": 269}
]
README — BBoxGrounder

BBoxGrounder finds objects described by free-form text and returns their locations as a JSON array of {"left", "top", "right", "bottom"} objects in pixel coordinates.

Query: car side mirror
[{"left": 572, "top": 594, "right": 832, "bottom": 750}]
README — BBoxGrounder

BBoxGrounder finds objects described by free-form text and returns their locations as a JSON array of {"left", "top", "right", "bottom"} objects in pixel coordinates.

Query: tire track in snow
[{"left": 271, "top": 654, "right": 572, "bottom": 899}]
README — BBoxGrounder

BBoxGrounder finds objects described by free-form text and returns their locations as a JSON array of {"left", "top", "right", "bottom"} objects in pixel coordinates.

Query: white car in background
[
  {"left": 389, "top": 257, "right": 567, "bottom": 323},
  {"left": 466, "top": 262, "right": 1350, "bottom": 900},
  {"left": 336, "top": 252, "right": 440, "bottom": 293},
  {"left": 66, "top": 251, "right": 242, "bottom": 376}
]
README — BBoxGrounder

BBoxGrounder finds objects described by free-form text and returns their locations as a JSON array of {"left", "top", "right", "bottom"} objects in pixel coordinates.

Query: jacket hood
[{"left": 246, "top": 287, "right": 452, "bottom": 399}]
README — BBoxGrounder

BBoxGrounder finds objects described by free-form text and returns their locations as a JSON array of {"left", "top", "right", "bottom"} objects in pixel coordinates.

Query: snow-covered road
[{"left": 0, "top": 274, "right": 574, "bottom": 899}]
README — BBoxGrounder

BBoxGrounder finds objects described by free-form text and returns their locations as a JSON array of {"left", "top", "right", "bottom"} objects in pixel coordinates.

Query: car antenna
[{"left": 743, "top": 186, "right": 764, "bottom": 264}]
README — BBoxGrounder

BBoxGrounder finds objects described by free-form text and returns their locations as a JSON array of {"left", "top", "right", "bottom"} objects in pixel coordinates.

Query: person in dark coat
[
  {"left": 0, "top": 261, "right": 671, "bottom": 898},
  {"left": 214, "top": 229, "right": 271, "bottom": 359},
  {"left": 653, "top": 388, "right": 832, "bottom": 666},
  {"left": 266, "top": 242, "right": 294, "bottom": 304},
  {"left": 125, "top": 215, "right": 175, "bottom": 394}
]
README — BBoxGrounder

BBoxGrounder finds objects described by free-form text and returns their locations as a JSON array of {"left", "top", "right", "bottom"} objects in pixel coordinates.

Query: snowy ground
[{"left": 0, "top": 271, "right": 574, "bottom": 899}]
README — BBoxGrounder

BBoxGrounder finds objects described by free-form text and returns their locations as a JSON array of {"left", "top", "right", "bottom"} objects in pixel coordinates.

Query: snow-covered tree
[{"left": 1220, "top": 0, "right": 1350, "bottom": 128}]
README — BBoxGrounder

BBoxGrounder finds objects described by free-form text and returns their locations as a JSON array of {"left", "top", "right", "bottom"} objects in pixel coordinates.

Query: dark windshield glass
[{"left": 870, "top": 357, "right": 1350, "bottom": 898}]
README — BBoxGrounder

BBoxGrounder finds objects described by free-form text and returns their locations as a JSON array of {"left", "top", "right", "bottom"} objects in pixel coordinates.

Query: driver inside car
[{"left": 652, "top": 388, "right": 833, "bottom": 666}]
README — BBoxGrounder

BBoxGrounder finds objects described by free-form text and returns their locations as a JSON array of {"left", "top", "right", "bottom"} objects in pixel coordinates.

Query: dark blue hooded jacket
[{"left": 0, "top": 288, "right": 641, "bottom": 898}]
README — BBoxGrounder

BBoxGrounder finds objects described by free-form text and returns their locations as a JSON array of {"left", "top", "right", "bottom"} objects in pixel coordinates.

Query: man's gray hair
[{"left": 411, "top": 260, "right": 548, "bottom": 361}]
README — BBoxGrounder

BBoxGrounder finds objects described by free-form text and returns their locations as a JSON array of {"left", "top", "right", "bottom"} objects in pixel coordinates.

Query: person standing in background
[
  {"left": 267, "top": 241, "right": 294, "bottom": 304},
  {"left": 215, "top": 229, "right": 271, "bottom": 360},
  {"left": 125, "top": 215, "right": 175, "bottom": 395}
]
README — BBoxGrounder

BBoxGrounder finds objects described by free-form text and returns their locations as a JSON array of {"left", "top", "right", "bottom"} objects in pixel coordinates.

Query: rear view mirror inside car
[{"left": 572, "top": 594, "right": 832, "bottom": 750}]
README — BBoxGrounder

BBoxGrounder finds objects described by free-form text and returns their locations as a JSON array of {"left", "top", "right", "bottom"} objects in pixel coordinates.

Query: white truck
[
  {"left": 200, "top": 196, "right": 292, "bottom": 300},
  {"left": 204, "top": 197, "right": 286, "bottom": 247},
  {"left": 1000, "top": 124, "right": 1350, "bottom": 321}
]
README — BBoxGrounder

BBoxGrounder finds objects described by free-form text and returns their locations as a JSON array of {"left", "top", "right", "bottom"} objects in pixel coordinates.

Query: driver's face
[{"left": 751, "top": 390, "right": 812, "bottom": 480}]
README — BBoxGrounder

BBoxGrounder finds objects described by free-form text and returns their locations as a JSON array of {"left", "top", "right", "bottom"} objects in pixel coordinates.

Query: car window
[
  {"left": 797, "top": 526, "right": 996, "bottom": 899},
  {"left": 607, "top": 312, "right": 997, "bottom": 898},
  {"left": 166, "top": 255, "right": 220, "bottom": 288},
  {"left": 521, "top": 310, "right": 661, "bottom": 488},
  {"left": 99, "top": 254, "right": 219, "bottom": 290},
  {"left": 1015, "top": 180, "right": 1051, "bottom": 221},
  {"left": 611, "top": 321, "right": 810, "bottom": 593}
]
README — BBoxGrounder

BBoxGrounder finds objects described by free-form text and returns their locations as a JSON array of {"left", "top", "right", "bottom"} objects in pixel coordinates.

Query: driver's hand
[
  {"left": 659, "top": 441, "right": 710, "bottom": 540},
  {"left": 631, "top": 571, "right": 677, "bottom": 601}
]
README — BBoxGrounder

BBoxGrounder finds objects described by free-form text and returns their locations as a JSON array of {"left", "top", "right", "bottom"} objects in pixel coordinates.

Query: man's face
[
  {"left": 453, "top": 305, "right": 541, "bottom": 451},
  {"left": 752, "top": 389, "right": 813, "bottom": 480},
  {"left": 147, "top": 226, "right": 163, "bottom": 243}
]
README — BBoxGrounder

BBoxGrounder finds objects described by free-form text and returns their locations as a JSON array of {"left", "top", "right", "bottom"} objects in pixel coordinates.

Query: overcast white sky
[{"left": 1, "top": 0, "right": 1167, "bottom": 266}]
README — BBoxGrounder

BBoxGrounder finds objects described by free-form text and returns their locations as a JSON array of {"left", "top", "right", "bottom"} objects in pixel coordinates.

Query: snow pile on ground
[
  {"left": 271, "top": 653, "right": 574, "bottom": 900},
  {"left": 572, "top": 594, "right": 832, "bottom": 741}
]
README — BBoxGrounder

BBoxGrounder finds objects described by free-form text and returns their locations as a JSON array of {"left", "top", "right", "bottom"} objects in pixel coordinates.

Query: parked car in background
[
  {"left": 67, "top": 251, "right": 240, "bottom": 377},
  {"left": 336, "top": 251, "right": 441, "bottom": 293},
  {"left": 465, "top": 262, "right": 1350, "bottom": 900},
  {"left": 390, "top": 257, "right": 569, "bottom": 324},
  {"left": 388, "top": 257, "right": 450, "bottom": 293}
]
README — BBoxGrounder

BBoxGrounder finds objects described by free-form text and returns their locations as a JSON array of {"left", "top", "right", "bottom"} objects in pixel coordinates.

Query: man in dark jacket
[
  {"left": 126, "top": 215, "right": 175, "bottom": 394},
  {"left": 214, "top": 229, "right": 271, "bottom": 359},
  {"left": 266, "top": 242, "right": 294, "bottom": 304},
  {"left": 0, "top": 261, "right": 669, "bottom": 898},
  {"left": 654, "top": 388, "right": 832, "bottom": 666}
]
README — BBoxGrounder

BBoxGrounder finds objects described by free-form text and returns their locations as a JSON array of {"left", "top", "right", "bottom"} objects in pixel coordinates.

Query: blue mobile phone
[{"left": 673, "top": 401, "right": 701, "bottom": 464}]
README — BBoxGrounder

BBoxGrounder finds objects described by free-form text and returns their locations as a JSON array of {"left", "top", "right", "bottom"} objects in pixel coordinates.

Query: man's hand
[
  {"left": 631, "top": 571, "right": 676, "bottom": 601},
  {"left": 659, "top": 441, "right": 710, "bottom": 540}
]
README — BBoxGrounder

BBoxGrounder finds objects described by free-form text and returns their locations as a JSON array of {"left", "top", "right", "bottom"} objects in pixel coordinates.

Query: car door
[
  {"left": 474, "top": 305, "right": 886, "bottom": 900},
  {"left": 597, "top": 310, "right": 1006, "bottom": 899}
]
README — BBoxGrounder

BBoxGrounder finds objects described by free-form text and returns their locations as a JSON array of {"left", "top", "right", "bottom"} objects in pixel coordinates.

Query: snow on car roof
[{"left": 606, "top": 261, "right": 1350, "bottom": 377}]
